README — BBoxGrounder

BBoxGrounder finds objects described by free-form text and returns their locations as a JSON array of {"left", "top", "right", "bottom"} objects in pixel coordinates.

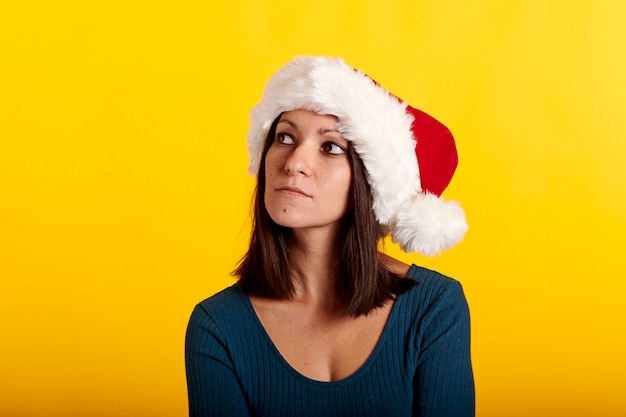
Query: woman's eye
[
  {"left": 322, "top": 142, "right": 346, "bottom": 155},
  {"left": 276, "top": 133, "right": 295, "bottom": 145}
]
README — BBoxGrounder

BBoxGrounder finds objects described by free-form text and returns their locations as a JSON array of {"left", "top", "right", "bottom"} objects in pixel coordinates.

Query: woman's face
[{"left": 264, "top": 110, "right": 353, "bottom": 234}]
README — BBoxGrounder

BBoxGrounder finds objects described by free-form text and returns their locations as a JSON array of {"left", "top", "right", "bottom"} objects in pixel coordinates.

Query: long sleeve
[
  {"left": 185, "top": 304, "right": 253, "bottom": 417},
  {"left": 411, "top": 280, "right": 475, "bottom": 417}
]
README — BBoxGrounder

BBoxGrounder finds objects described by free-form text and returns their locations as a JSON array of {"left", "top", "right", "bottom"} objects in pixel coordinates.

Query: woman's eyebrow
[
  {"left": 319, "top": 127, "right": 340, "bottom": 135},
  {"left": 277, "top": 118, "right": 340, "bottom": 135},
  {"left": 277, "top": 119, "right": 297, "bottom": 129}
]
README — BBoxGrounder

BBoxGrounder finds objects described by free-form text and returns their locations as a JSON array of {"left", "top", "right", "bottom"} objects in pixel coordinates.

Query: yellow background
[{"left": 1, "top": 1, "right": 625, "bottom": 416}]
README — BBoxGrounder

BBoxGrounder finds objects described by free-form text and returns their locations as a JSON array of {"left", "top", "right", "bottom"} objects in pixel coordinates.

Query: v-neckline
[{"left": 237, "top": 282, "right": 406, "bottom": 385}]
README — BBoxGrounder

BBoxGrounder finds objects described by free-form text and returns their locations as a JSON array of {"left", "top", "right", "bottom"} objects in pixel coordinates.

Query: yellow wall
[{"left": 1, "top": 1, "right": 625, "bottom": 416}]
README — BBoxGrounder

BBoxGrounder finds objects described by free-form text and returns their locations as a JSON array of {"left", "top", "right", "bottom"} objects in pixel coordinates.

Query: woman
[{"left": 185, "top": 56, "right": 474, "bottom": 417}]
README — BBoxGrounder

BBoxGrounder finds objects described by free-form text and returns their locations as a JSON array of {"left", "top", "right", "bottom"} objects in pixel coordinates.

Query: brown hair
[{"left": 235, "top": 115, "right": 416, "bottom": 316}]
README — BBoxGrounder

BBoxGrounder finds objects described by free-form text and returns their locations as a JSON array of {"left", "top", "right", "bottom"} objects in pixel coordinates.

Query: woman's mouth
[{"left": 276, "top": 186, "right": 311, "bottom": 197}]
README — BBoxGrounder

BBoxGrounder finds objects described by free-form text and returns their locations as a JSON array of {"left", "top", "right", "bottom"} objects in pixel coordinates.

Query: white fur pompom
[{"left": 390, "top": 193, "right": 468, "bottom": 256}]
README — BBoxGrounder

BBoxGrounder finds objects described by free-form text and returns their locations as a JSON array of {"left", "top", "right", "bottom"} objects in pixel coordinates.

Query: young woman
[{"left": 185, "top": 56, "right": 474, "bottom": 417}]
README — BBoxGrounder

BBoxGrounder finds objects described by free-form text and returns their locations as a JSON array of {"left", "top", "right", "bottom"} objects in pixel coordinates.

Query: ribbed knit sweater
[{"left": 185, "top": 265, "right": 474, "bottom": 417}]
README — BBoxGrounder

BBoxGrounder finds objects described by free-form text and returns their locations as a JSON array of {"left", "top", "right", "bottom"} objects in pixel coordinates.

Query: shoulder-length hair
[{"left": 235, "top": 115, "right": 416, "bottom": 316}]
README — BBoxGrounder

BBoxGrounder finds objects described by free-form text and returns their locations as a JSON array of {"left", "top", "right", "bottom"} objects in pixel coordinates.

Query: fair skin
[{"left": 251, "top": 110, "right": 409, "bottom": 382}]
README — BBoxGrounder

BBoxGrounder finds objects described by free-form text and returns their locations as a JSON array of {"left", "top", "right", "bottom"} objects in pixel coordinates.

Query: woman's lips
[{"left": 276, "top": 186, "right": 311, "bottom": 197}]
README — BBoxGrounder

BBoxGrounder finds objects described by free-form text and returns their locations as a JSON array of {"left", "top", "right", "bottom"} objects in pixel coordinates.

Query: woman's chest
[{"left": 251, "top": 300, "right": 392, "bottom": 382}]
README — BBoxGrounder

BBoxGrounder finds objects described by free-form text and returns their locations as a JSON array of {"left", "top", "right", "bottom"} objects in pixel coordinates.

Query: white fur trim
[{"left": 390, "top": 193, "right": 468, "bottom": 256}]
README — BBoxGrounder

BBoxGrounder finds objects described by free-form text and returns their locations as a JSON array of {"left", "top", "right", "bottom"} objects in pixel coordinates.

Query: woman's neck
[{"left": 288, "top": 228, "right": 345, "bottom": 312}]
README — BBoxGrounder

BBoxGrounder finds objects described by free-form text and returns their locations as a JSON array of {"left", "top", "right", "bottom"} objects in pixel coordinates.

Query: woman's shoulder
[
  {"left": 379, "top": 252, "right": 459, "bottom": 284},
  {"left": 400, "top": 264, "right": 468, "bottom": 314},
  {"left": 186, "top": 282, "right": 260, "bottom": 346},
  {"left": 192, "top": 283, "right": 248, "bottom": 320},
  {"left": 405, "top": 264, "right": 458, "bottom": 286}
]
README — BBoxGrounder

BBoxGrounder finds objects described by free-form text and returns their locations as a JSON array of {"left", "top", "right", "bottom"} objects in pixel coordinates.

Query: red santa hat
[{"left": 247, "top": 56, "right": 467, "bottom": 256}]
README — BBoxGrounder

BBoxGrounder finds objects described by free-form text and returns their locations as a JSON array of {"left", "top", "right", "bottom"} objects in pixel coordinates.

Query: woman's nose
[{"left": 284, "top": 144, "right": 313, "bottom": 176}]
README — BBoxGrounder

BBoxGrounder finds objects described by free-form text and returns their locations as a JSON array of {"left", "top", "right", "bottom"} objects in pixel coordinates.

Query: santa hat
[{"left": 247, "top": 56, "right": 467, "bottom": 256}]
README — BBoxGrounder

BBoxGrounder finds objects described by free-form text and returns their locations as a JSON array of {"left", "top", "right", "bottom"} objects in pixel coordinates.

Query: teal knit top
[{"left": 185, "top": 265, "right": 474, "bottom": 417}]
